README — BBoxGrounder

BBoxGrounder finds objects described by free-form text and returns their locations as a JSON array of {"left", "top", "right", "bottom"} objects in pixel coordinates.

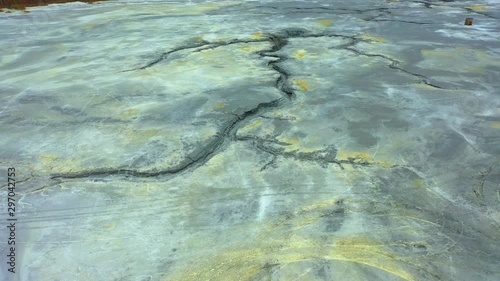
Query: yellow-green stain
[
  {"left": 251, "top": 32, "right": 263, "bottom": 39},
  {"left": 337, "top": 150, "right": 372, "bottom": 162},
  {"left": 283, "top": 137, "right": 300, "bottom": 145},
  {"left": 167, "top": 234, "right": 414, "bottom": 281},
  {"left": 118, "top": 108, "right": 139, "bottom": 119},
  {"left": 294, "top": 49, "right": 307, "bottom": 59},
  {"left": 294, "top": 79, "right": 309, "bottom": 91},
  {"left": 490, "top": 121, "right": 500, "bottom": 128},
  {"left": 337, "top": 150, "right": 394, "bottom": 167},
  {"left": 413, "top": 179, "right": 425, "bottom": 187},
  {"left": 316, "top": 19, "right": 334, "bottom": 26},
  {"left": 378, "top": 161, "right": 395, "bottom": 168},
  {"left": 363, "top": 34, "right": 385, "bottom": 42},
  {"left": 243, "top": 119, "right": 263, "bottom": 130},
  {"left": 466, "top": 5, "right": 486, "bottom": 11}
]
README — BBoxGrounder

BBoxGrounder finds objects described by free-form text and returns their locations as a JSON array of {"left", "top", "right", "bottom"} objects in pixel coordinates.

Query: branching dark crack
[
  {"left": 126, "top": 31, "right": 356, "bottom": 72},
  {"left": 52, "top": 33, "right": 295, "bottom": 180},
  {"left": 235, "top": 135, "right": 396, "bottom": 171},
  {"left": 260, "top": 156, "right": 277, "bottom": 171},
  {"left": 53, "top": 28, "right": 439, "bottom": 180},
  {"left": 253, "top": 5, "right": 396, "bottom": 14},
  {"left": 389, "top": 64, "right": 445, "bottom": 89},
  {"left": 252, "top": 140, "right": 341, "bottom": 168},
  {"left": 51, "top": 98, "right": 287, "bottom": 180},
  {"left": 362, "top": 8, "right": 392, "bottom": 21},
  {"left": 411, "top": 0, "right": 432, "bottom": 9},
  {"left": 1, "top": 176, "right": 32, "bottom": 190},
  {"left": 410, "top": 1, "right": 498, "bottom": 19},
  {"left": 473, "top": 164, "right": 499, "bottom": 207},
  {"left": 463, "top": 7, "right": 498, "bottom": 20},
  {"left": 122, "top": 38, "right": 269, "bottom": 72},
  {"left": 342, "top": 46, "right": 447, "bottom": 89},
  {"left": 259, "top": 114, "right": 297, "bottom": 121},
  {"left": 23, "top": 182, "right": 60, "bottom": 195}
]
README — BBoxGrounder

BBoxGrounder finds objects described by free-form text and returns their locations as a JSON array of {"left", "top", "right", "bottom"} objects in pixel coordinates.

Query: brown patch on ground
[{"left": 0, "top": 0, "right": 106, "bottom": 11}]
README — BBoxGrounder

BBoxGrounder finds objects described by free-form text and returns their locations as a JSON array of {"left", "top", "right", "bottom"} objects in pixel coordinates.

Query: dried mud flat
[{"left": 0, "top": 0, "right": 499, "bottom": 280}]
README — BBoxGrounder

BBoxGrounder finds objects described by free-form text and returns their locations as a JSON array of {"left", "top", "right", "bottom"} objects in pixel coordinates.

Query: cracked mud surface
[{"left": 0, "top": 0, "right": 499, "bottom": 280}]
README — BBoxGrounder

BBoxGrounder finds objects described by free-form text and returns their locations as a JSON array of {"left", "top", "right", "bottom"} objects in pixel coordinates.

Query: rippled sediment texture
[{"left": 0, "top": 0, "right": 499, "bottom": 280}]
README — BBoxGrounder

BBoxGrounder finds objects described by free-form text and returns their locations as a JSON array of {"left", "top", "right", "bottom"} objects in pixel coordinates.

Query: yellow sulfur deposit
[
  {"left": 294, "top": 49, "right": 307, "bottom": 59},
  {"left": 466, "top": 5, "right": 486, "bottom": 11},
  {"left": 362, "top": 34, "right": 385, "bottom": 43},
  {"left": 315, "top": 19, "right": 334, "bottom": 26},
  {"left": 294, "top": 79, "right": 309, "bottom": 91}
]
